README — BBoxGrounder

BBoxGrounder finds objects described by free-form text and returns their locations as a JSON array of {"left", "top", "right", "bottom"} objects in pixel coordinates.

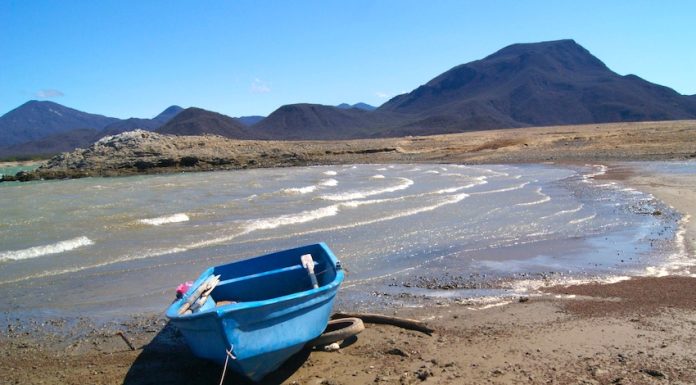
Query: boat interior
[{"left": 209, "top": 245, "right": 338, "bottom": 304}]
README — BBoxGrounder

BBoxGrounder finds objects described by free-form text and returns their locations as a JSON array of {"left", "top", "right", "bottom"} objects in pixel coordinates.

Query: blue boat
[{"left": 165, "top": 243, "right": 344, "bottom": 382}]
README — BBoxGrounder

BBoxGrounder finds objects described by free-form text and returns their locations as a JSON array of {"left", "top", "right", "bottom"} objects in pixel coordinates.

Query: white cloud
[
  {"left": 35, "top": 89, "right": 64, "bottom": 98},
  {"left": 250, "top": 78, "right": 271, "bottom": 94},
  {"left": 375, "top": 91, "right": 391, "bottom": 99}
]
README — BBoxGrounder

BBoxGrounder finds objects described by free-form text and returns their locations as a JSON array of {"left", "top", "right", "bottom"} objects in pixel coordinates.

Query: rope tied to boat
[{"left": 218, "top": 347, "right": 236, "bottom": 385}]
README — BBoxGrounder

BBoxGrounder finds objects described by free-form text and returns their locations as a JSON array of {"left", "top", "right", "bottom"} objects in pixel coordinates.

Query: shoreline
[
  {"left": 2, "top": 120, "right": 695, "bottom": 182},
  {"left": 1, "top": 161, "right": 695, "bottom": 384}
]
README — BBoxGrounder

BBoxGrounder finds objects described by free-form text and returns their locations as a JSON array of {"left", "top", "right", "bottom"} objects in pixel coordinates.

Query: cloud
[
  {"left": 375, "top": 91, "right": 391, "bottom": 99},
  {"left": 35, "top": 89, "right": 64, "bottom": 98},
  {"left": 250, "top": 78, "right": 271, "bottom": 94}
]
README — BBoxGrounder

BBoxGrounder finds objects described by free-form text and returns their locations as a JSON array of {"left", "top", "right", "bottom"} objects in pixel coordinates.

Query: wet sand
[{"left": 2, "top": 155, "right": 696, "bottom": 383}]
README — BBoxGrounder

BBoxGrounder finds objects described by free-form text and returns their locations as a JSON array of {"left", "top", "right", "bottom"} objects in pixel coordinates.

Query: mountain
[
  {"left": 156, "top": 107, "right": 252, "bottom": 138},
  {"left": 153, "top": 105, "right": 184, "bottom": 123},
  {"left": 252, "top": 40, "right": 696, "bottom": 138},
  {"left": 97, "top": 105, "right": 183, "bottom": 137},
  {"left": 336, "top": 102, "right": 376, "bottom": 111},
  {"left": 236, "top": 115, "right": 265, "bottom": 127},
  {"left": 251, "top": 103, "right": 387, "bottom": 140},
  {"left": 0, "top": 100, "right": 118, "bottom": 146},
  {"left": 378, "top": 39, "right": 696, "bottom": 133},
  {"left": 0, "top": 104, "right": 184, "bottom": 158}
]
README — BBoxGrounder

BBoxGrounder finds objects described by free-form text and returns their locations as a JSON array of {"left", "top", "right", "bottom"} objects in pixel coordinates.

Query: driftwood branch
[
  {"left": 332, "top": 312, "right": 434, "bottom": 335},
  {"left": 116, "top": 330, "right": 136, "bottom": 350}
]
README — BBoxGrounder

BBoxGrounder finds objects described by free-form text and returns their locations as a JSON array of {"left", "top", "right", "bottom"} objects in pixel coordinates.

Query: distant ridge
[
  {"left": 336, "top": 102, "right": 376, "bottom": 111},
  {"left": 236, "top": 115, "right": 265, "bottom": 127},
  {"left": 156, "top": 107, "right": 252, "bottom": 138}
]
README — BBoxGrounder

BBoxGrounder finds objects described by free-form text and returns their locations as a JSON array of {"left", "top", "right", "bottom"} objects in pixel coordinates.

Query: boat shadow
[{"left": 122, "top": 321, "right": 311, "bottom": 385}]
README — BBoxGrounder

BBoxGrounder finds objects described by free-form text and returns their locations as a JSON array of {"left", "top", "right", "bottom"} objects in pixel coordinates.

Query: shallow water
[
  {"left": 0, "top": 163, "right": 39, "bottom": 179},
  {"left": 0, "top": 163, "right": 684, "bottom": 318}
]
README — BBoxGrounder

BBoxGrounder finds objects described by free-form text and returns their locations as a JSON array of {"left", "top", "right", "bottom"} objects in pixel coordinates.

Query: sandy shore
[
  {"left": 624, "top": 169, "right": 696, "bottom": 262},
  {"left": 2, "top": 161, "right": 695, "bottom": 384}
]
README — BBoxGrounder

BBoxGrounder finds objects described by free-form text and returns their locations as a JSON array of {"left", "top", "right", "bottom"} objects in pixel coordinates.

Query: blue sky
[{"left": 2, "top": 0, "right": 695, "bottom": 119}]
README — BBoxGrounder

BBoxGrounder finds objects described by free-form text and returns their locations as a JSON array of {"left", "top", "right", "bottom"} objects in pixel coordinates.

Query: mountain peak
[
  {"left": 480, "top": 39, "right": 608, "bottom": 73},
  {"left": 378, "top": 38, "right": 696, "bottom": 128},
  {"left": 18, "top": 100, "right": 63, "bottom": 110},
  {"left": 488, "top": 39, "right": 581, "bottom": 56},
  {"left": 153, "top": 105, "right": 184, "bottom": 122},
  {"left": 0, "top": 101, "right": 118, "bottom": 146}
]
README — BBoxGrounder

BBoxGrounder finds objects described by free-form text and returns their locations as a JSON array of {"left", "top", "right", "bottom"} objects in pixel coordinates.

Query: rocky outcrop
[{"left": 27, "top": 130, "right": 314, "bottom": 180}]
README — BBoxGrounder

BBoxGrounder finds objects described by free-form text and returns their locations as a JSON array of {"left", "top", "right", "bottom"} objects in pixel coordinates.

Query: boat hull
[{"left": 166, "top": 243, "right": 343, "bottom": 382}]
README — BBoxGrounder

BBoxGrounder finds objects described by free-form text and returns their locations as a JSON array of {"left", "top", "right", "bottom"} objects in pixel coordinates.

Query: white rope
[{"left": 218, "top": 348, "right": 236, "bottom": 385}]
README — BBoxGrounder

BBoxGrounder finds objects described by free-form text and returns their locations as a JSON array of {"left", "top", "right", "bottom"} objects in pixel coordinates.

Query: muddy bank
[{"left": 2, "top": 275, "right": 696, "bottom": 385}]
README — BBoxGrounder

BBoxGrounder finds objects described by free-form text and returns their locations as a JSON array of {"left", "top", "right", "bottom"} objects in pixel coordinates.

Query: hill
[
  {"left": 251, "top": 103, "right": 387, "bottom": 140},
  {"left": 156, "top": 107, "right": 252, "bottom": 138},
  {"left": 0, "top": 100, "right": 118, "bottom": 146},
  {"left": 378, "top": 39, "right": 696, "bottom": 134}
]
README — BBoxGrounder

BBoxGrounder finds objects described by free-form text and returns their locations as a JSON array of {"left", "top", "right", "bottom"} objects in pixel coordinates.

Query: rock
[
  {"left": 415, "top": 368, "right": 431, "bottom": 381},
  {"left": 323, "top": 343, "right": 340, "bottom": 352},
  {"left": 15, "top": 171, "right": 36, "bottom": 182},
  {"left": 518, "top": 296, "right": 529, "bottom": 303},
  {"left": 641, "top": 369, "right": 666, "bottom": 378},
  {"left": 386, "top": 348, "right": 410, "bottom": 357}
]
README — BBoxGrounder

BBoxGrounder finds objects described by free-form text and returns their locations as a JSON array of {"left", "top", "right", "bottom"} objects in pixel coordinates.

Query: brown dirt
[{"left": 4, "top": 278, "right": 695, "bottom": 385}]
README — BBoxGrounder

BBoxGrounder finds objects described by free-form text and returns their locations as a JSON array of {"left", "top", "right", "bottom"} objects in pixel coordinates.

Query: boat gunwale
[{"left": 165, "top": 242, "right": 343, "bottom": 321}]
